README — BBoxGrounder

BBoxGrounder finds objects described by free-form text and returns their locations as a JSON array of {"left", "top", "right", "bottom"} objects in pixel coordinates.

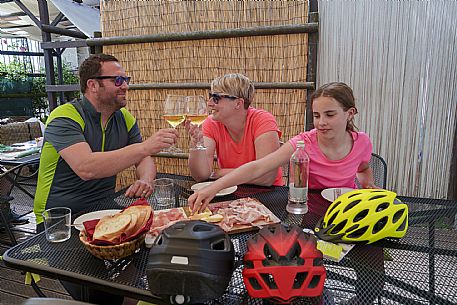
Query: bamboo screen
[
  {"left": 317, "top": 1, "right": 457, "bottom": 199},
  {"left": 99, "top": 1, "right": 310, "bottom": 190}
]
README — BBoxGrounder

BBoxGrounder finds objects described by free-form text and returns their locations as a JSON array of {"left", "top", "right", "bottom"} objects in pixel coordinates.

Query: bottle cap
[{"left": 296, "top": 140, "right": 305, "bottom": 147}]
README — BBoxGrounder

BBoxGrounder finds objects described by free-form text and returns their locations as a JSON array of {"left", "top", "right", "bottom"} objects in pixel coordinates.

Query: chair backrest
[
  {"left": 369, "top": 153, "right": 388, "bottom": 189},
  {"left": 355, "top": 153, "right": 387, "bottom": 189},
  {"left": 0, "top": 165, "right": 15, "bottom": 200}
]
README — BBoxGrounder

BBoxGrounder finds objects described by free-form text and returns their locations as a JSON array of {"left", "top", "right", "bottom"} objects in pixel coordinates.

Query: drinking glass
[
  {"left": 153, "top": 178, "right": 174, "bottom": 209},
  {"left": 42, "top": 207, "right": 71, "bottom": 242},
  {"left": 162, "top": 94, "right": 186, "bottom": 151},
  {"left": 185, "top": 95, "right": 208, "bottom": 149}
]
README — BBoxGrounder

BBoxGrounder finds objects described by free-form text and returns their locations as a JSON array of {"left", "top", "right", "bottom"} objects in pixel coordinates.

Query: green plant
[{"left": 31, "top": 62, "right": 80, "bottom": 110}]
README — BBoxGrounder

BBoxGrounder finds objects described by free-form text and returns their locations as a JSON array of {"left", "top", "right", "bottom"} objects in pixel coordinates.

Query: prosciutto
[
  {"left": 149, "top": 208, "right": 187, "bottom": 236},
  {"left": 210, "top": 198, "right": 273, "bottom": 232}
]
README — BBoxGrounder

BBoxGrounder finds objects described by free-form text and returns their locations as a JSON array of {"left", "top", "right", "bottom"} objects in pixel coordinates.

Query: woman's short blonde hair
[{"left": 211, "top": 73, "right": 254, "bottom": 109}]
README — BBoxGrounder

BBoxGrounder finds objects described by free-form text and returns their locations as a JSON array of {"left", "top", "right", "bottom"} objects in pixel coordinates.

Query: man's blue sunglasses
[
  {"left": 92, "top": 75, "right": 131, "bottom": 87},
  {"left": 208, "top": 92, "right": 240, "bottom": 104}
]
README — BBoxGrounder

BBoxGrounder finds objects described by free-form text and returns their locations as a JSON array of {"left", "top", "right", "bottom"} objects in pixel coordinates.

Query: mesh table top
[{"left": 4, "top": 173, "right": 457, "bottom": 304}]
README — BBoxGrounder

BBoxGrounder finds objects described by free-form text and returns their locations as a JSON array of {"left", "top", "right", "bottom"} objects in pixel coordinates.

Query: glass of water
[
  {"left": 42, "top": 207, "right": 71, "bottom": 242},
  {"left": 153, "top": 178, "right": 174, "bottom": 209}
]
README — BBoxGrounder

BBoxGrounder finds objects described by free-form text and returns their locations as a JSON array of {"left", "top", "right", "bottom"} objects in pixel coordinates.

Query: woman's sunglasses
[
  {"left": 91, "top": 75, "right": 131, "bottom": 87},
  {"left": 208, "top": 92, "right": 240, "bottom": 104}
]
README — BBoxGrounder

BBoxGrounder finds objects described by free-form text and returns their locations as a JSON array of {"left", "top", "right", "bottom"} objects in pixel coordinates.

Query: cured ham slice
[
  {"left": 210, "top": 198, "right": 279, "bottom": 232},
  {"left": 149, "top": 208, "right": 187, "bottom": 236}
]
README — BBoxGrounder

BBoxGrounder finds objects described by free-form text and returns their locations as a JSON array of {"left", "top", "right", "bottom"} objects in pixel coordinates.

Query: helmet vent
[
  {"left": 211, "top": 239, "right": 226, "bottom": 251},
  {"left": 393, "top": 209, "right": 405, "bottom": 223},
  {"left": 287, "top": 243, "right": 302, "bottom": 264},
  {"left": 244, "top": 260, "right": 254, "bottom": 269},
  {"left": 293, "top": 272, "right": 307, "bottom": 289},
  {"left": 370, "top": 194, "right": 387, "bottom": 200},
  {"left": 267, "top": 226, "right": 277, "bottom": 234},
  {"left": 327, "top": 201, "right": 341, "bottom": 215},
  {"left": 343, "top": 199, "right": 361, "bottom": 213},
  {"left": 372, "top": 216, "right": 388, "bottom": 234},
  {"left": 193, "top": 224, "right": 212, "bottom": 232},
  {"left": 376, "top": 202, "right": 390, "bottom": 212},
  {"left": 397, "top": 217, "right": 407, "bottom": 231},
  {"left": 308, "top": 274, "right": 322, "bottom": 289},
  {"left": 313, "top": 257, "right": 323, "bottom": 266},
  {"left": 353, "top": 210, "right": 369, "bottom": 222},
  {"left": 347, "top": 226, "right": 368, "bottom": 239},
  {"left": 248, "top": 277, "right": 262, "bottom": 290},
  {"left": 156, "top": 235, "right": 164, "bottom": 245},
  {"left": 260, "top": 273, "right": 278, "bottom": 289},
  {"left": 327, "top": 212, "right": 339, "bottom": 227},
  {"left": 347, "top": 192, "right": 360, "bottom": 199},
  {"left": 330, "top": 220, "right": 347, "bottom": 235},
  {"left": 263, "top": 245, "right": 277, "bottom": 266}
]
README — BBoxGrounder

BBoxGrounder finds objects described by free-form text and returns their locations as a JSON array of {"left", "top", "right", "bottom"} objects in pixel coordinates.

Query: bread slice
[
  {"left": 93, "top": 213, "right": 132, "bottom": 241},
  {"left": 122, "top": 205, "right": 152, "bottom": 235}
]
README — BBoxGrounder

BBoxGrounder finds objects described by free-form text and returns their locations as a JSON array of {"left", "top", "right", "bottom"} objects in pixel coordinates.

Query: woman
[
  {"left": 188, "top": 82, "right": 377, "bottom": 212},
  {"left": 189, "top": 81, "right": 382, "bottom": 305},
  {"left": 186, "top": 73, "right": 283, "bottom": 186}
]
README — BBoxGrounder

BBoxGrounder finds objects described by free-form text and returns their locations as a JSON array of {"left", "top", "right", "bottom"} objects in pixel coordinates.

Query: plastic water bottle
[{"left": 287, "top": 140, "right": 309, "bottom": 214}]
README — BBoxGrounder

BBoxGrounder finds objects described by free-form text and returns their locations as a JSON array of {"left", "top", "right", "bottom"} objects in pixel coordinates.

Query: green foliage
[
  {"left": 1, "top": 58, "right": 80, "bottom": 113},
  {"left": 0, "top": 60, "right": 30, "bottom": 81},
  {"left": 31, "top": 62, "right": 80, "bottom": 110}
]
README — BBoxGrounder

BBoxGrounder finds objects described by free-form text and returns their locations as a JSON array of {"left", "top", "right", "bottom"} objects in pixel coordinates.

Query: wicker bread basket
[{"left": 79, "top": 230, "right": 146, "bottom": 260}]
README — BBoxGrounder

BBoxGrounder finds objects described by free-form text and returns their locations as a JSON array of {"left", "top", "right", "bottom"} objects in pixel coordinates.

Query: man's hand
[
  {"left": 144, "top": 128, "right": 179, "bottom": 154},
  {"left": 187, "top": 186, "right": 218, "bottom": 213},
  {"left": 125, "top": 179, "right": 154, "bottom": 198}
]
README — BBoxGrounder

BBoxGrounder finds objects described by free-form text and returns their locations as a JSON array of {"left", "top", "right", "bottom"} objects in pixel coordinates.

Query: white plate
[
  {"left": 190, "top": 182, "right": 237, "bottom": 197},
  {"left": 321, "top": 188, "right": 354, "bottom": 202},
  {"left": 73, "top": 209, "right": 121, "bottom": 231}
]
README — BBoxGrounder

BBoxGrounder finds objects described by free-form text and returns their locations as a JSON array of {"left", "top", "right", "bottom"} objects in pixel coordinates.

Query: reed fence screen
[
  {"left": 318, "top": 1, "right": 457, "bottom": 198},
  {"left": 100, "top": 1, "right": 310, "bottom": 190}
]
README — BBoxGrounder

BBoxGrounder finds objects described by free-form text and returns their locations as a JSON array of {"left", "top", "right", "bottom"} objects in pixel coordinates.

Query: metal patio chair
[
  {"left": 0, "top": 161, "right": 37, "bottom": 245},
  {"left": 356, "top": 153, "right": 388, "bottom": 189}
]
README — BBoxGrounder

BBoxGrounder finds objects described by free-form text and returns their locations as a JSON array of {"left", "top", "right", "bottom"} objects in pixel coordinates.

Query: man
[{"left": 33, "top": 54, "right": 177, "bottom": 304}]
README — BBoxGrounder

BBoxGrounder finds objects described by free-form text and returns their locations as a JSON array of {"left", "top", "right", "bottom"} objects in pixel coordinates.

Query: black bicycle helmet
[{"left": 146, "top": 220, "right": 235, "bottom": 304}]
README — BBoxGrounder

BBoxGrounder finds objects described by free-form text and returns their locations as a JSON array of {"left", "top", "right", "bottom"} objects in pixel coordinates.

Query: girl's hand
[{"left": 188, "top": 186, "right": 217, "bottom": 213}]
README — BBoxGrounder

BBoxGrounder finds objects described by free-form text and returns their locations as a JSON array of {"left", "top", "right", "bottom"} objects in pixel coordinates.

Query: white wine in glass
[
  {"left": 186, "top": 95, "right": 208, "bottom": 149},
  {"left": 162, "top": 94, "right": 186, "bottom": 151}
]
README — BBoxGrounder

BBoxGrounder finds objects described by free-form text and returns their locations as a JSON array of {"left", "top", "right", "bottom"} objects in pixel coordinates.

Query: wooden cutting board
[{"left": 183, "top": 198, "right": 281, "bottom": 234}]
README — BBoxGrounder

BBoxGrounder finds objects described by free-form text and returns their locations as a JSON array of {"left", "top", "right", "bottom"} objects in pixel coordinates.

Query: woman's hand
[
  {"left": 188, "top": 186, "right": 218, "bottom": 213},
  {"left": 184, "top": 119, "right": 203, "bottom": 148},
  {"left": 125, "top": 179, "right": 154, "bottom": 198}
]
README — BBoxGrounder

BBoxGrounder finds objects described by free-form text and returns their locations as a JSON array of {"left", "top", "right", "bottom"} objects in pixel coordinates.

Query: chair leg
[
  {"left": 31, "top": 277, "right": 46, "bottom": 297},
  {"left": 0, "top": 210, "right": 17, "bottom": 245}
]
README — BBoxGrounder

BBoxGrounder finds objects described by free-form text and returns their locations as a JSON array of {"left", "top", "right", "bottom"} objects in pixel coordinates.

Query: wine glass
[
  {"left": 185, "top": 95, "right": 208, "bottom": 149},
  {"left": 162, "top": 94, "right": 186, "bottom": 151}
]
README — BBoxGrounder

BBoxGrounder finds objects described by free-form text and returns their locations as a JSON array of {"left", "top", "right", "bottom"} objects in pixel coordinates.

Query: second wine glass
[
  {"left": 162, "top": 94, "right": 186, "bottom": 152},
  {"left": 185, "top": 95, "right": 208, "bottom": 149}
]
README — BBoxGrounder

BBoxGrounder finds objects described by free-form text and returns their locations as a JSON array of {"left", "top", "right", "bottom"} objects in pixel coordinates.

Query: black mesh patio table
[{"left": 4, "top": 173, "right": 457, "bottom": 304}]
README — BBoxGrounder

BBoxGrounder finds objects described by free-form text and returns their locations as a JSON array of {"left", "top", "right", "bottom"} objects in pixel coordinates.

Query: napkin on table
[{"left": 83, "top": 198, "right": 153, "bottom": 245}]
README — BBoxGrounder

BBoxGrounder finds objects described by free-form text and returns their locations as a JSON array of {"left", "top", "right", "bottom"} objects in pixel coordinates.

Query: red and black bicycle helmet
[
  {"left": 146, "top": 220, "right": 234, "bottom": 304},
  {"left": 242, "top": 225, "right": 326, "bottom": 304}
]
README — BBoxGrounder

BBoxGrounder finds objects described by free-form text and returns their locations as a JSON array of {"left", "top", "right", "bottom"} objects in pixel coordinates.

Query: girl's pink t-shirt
[
  {"left": 203, "top": 107, "right": 283, "bottom": 186},
  {"left": 289, "top": 129, "right": 372, "bottom": 189}
]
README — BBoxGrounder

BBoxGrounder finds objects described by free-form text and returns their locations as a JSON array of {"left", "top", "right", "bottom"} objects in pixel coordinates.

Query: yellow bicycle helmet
[{"left": 315, "top": 189, "right": 408, "bottom": 244}]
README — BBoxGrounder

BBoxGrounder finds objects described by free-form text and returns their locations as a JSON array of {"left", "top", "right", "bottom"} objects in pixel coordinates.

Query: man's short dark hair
[{"left": 79, "top": 53, "right": 119, "bottom": 93}]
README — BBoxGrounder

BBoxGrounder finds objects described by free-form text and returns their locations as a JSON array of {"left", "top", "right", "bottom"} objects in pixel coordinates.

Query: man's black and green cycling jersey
[{"left": 33, "top": 97, "right": 142, "bottom": 224}]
